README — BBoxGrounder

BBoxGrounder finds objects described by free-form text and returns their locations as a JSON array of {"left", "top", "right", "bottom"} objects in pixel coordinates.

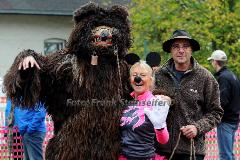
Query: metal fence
[
  {"left": 1, "top": 110, "right": 240, "bottom": 159},
  {"left": 0, "top": 112, "right": 53, "bottom": 160}
]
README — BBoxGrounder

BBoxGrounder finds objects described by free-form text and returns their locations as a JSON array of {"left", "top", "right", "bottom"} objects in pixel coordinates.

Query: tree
[{"left": 129, "top": 0, "right": 240, "bottom": 76}]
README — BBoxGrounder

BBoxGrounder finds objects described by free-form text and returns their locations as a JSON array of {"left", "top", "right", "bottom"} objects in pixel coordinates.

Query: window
[{"left": 44, "top": 38, "right": 66, "bottom": 55}]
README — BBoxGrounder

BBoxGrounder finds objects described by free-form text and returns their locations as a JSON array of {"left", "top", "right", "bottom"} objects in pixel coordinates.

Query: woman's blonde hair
[{"left": 130, "top": 60, "right": 155, "bottom": 90}]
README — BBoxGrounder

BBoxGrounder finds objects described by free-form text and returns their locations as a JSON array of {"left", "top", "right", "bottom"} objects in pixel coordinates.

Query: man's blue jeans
[
  {"left": 217, "top": 122, "right": 239, "bottom": 160},
  {"left": 22, "top": 132, "right": 46, "bottom": 160}
]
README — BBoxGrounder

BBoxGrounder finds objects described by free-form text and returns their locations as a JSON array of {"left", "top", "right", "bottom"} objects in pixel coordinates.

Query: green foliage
[{"left": 129, "top": 0, "right": 240, "bottom": 76}]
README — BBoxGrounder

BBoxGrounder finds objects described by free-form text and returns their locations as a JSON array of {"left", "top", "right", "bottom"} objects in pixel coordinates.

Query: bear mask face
[
  {"left": 92, "top": 26, "right": 115, "bottom": 48},
  {"left": 67, "top": 2, "right": 131, "bottom": 61}
]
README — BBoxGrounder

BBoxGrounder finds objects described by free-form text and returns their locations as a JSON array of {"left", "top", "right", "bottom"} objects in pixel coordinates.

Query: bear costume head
[{"left": 67, "top": 2, "right": 132, "bottom": 63}]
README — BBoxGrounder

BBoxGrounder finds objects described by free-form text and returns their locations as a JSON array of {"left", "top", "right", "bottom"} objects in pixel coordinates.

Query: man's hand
[
  {"left": 18, "top": 56, "right": 40, "bottom": 70},
  {"left": 180, "top": 125, "right": 198, "bottom": 139}
]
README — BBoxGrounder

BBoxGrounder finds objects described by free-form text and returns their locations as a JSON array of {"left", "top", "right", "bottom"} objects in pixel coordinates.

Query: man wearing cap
[
  {"left": 154, "top": 30, "right": 223, "bottom": 160},
  {"left": 208, "top": 50, "right": 240, "bottom": 160}
]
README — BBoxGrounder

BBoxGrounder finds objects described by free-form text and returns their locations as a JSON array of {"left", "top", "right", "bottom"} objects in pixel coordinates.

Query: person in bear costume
[{"left": 3, "top": 2, "right": 132, "bottom": 160}]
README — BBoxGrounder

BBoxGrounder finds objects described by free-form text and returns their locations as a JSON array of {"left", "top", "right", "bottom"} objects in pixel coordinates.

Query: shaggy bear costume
[{"left": 4, "top": 2, "right": 132, "bottom": 160}]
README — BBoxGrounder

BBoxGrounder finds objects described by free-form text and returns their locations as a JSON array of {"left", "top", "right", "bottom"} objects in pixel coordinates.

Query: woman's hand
[
  {"left": 144, "top": 97, "right": 170, "bottom": 129},
  {"left": 155, "top": 95, "right": 171, "bottom": 106}
]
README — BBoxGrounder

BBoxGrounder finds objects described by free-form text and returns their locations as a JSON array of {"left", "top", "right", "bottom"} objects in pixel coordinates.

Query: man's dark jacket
[
  {"left": 215, "top": 66, "right": 240, "bottom": 124},
  {"left": 154, "top": 57, "right": 223, "bottom": 155}
]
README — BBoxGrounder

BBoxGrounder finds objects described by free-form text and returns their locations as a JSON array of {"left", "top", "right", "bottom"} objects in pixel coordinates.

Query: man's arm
[
  {"left": 192, "top": 74, "right": 223, "bottom": 135},
  {"left": 4, "top": 99, "right": 11, "bottom": 126},
  {"left": 218, "top": 77, "right": 231, "bottom": 108}
]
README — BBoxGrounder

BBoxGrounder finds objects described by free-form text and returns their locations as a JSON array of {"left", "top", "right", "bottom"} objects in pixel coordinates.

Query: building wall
[{"left": 0, "top": 14, "right": 73, "bottom": 77}]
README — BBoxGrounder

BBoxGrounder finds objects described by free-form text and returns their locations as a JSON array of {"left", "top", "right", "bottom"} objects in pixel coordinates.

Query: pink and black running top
[{"left": 120, "top": 91, "right": 169, "bottom": 159}]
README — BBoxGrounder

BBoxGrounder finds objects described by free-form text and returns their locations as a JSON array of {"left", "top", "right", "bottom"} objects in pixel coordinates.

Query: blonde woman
[{"left": 119, "top": 61, "right": 170, "bottom": 160}]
